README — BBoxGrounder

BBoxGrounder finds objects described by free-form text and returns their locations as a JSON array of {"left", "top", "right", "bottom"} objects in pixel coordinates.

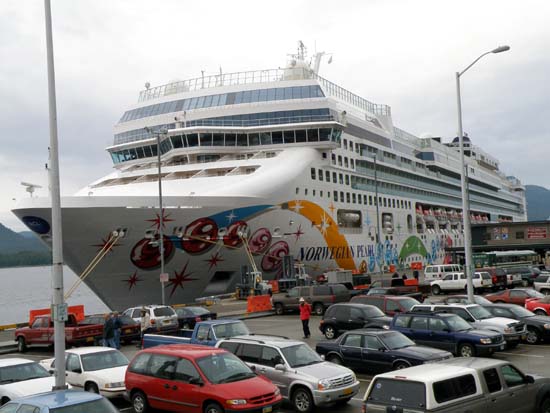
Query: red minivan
[{"left": 125, "top": 344, "right": 281, "bottom": 413}]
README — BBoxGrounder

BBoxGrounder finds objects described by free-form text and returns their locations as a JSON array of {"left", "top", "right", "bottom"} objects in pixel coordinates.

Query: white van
[{"left": 423, "top": 264, "right": 462, "bottom": 281}]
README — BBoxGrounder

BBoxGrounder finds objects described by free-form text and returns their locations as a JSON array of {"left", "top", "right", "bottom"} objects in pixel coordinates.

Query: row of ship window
[
  {"left": 119, "top": 85, "right": 325, "bottom": 123},
  {"left": 110, "top": 128, "right": 342, "bottom": 164}
]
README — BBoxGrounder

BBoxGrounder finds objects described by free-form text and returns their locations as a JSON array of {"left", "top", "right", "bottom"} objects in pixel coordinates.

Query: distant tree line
[{"left": 0, "top": 251, "right": 52, "bottom": 268}]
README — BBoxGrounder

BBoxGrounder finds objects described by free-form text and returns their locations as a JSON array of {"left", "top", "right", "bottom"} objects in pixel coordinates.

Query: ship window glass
[
  {"left": 260, "top": 132, "right": 272, "bottom": 145},
  {"left": 212, "top": 133, "right": 224, "bottom": 146},
  {"left": 197, "top": 96, "right": 205, "bottom": 108},
  {"left": 333, "top": 172, "right": 337, "bottom": 183},
  {"left": 337, "top": 209, "right": 362, "bottom": 228},
  {"left": 338, "top": 156, "right": 342, "bottom": 166},
  {"left": 234, "top": 92, "right": 243, "bottom": 104},
  {"left": 350, "top": 159, "right": 354, "bottom": 168},
  {"left": 276, "top": 88, "right": 285, "bottom": 100},
  {"left": 259, "top": 89, "right": 268, "bottom": 101},
  {"left": 334, "top": 191, "right": 338, "bottom": 202},
  {"left": 345, "top": 175, "right": 350, "bottom": 185},
  {"left": 150, "top": 145, "right": 158, "bottom": 156},
  {"left": 237, "top": 133, "right": 248, "bottom": 146},
  {"left": 182, "top": 99, "right": 191, "bottom": 111},
  {"left": 350, "top": 142, "right": 354, "bottom": 151},
  {"left": 392, "top": 199, "right": 396, "bottom": 208},
  {"left": 251, "top": 89, "right": 260, "bottom": 102},
  {"left": 346, "top": 193, "right": 351, "bottom": 203},
  {"left": 331, "top": 154, "right": 336, "bottom": 164},
  {"left": 313, "top": 189, "right": 316, "bottom": 196},
  {"left": 340, "top": 191, "right": 344, "bottom": 202},
  {"left": 311, "top": 168, "right": 316, "bottom": 180},
  {"left": 352, "top": 193, "right": 356, "bottom": 203},
  {"left": 318, "top": 169, "right": 323, "bottom": 181},
  {"left": 200, "top": 133, "right": 212, "bottom": 146},
  {"left": 364, "top": 195, "right": 367, "bottom": 204},
  {"left": 242, "top": 90, "right": 251, "bottom": 103},
  {"left": 292, "top": 86, "right": 302, "bottom": 99},
  {"left": 188, "top": 97, "right": 198, "bottom": 110},
  {"left": 296, "top": 187, "right": 299, "bottom": 195},
  {"left": 344, "top": 157, "right": 349, "bottom": 168},
  {"left": 143, "top": 146, "right": 153, "bottom": 157},
  {"left": 171, "top": 136, "right": 183, "bottom": 149},
  {"left": 307, "top": 129, "right": 319, "bottom": 142},
  {"left": 204, "top": 95, "right": 213, "bottom": 108},
  {"left": 305, "top": 188, "right": 308, "bottom": 196},
  {"left": 219, "top": 93, "right": 228, "bottom": 105},
  {"left": 407, "top": 215, "right": 413, "bottom": 232},
  {"left": 325, "top": 171, "right": 330, "bottom": 181},
  {"left": 225, "top": 133, "right": 236, "bottom": 146},
  {"left": 295, "top": 130, "right": 306, "bottom": 143},
  {"left": 369, "top": 195, "right": 373, "bottom": 205},
  {"left": 382, "top": 213, "right": 394, "bottom": 234},
  {"left": 319, "top": 128, "right": 331, "bottom": 141},
  {"left": 358, "top": 194, "right": 362, "bottom": 204},
  {"left": 249, "top": 133, "right": 260, "bottom": 146},
  {"left": 343, "top": 139, "right": 348, "bottom": 149},
  {"left": 211, "top": 94, "right": 220, "bottom": 107},
  {"left": 272, "top": 131, "right": 283, "bottom": 144},
  {"left": 187, "top": 133, "right": 199, "bottom": 147},
  {"left": 339, "top": 174, "right": 343, "bottom": 184},
  {"left": 267, "top": 88, "right": 276, "bottom": 101},
  {"left": 284, "top": 130, "right": 295, "bottom": 143},
  {"left": 301, "top": 85, "right": 311, "bottom": 98},
  {"left": 383, "top": 198, "right": 387, "bottom": 207}
]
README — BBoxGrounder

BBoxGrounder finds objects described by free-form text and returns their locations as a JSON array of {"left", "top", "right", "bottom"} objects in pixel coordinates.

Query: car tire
[
  {"left": 526, "top": 328, "right": 541, "bottom": 345},
  {"left": 17, "top": 337, "right": 27, "bottom": 353},
  {"left": 131, "top": 390, "right": 149, "bottom": 413},
  {"left": 539, "top": 397, "right": 550, "bottom": 413},
  {"left": 204, "top": 402, "right": 224, "bottom": 413},
  {"left": 535, "top": 309, "right": 548, "bottom": 316},
  {"left": 393, "top": 361, "right": 410, "bottom": 370},
  {"left": 432, "top": 285, "right": 441, "bottom": 295},
  {"left": 327, "top": 355, "right": 343, "bottom": 365},
  {"left": 313, "top": 303, "right": 324, "bottom": 316},
  {"left": 292, "top": 387, "right": 314, "bottom": 413},
  {"left": 323, "top": 325, "right": 337, "bottom": 339},
  {"left": 274, "top": 303, "right": 284, "bottom": 315},
  {"left": 1, "top": 398, "right": 10, "bottom": 406},
  {"left": 458, "top": 343, "right": 475, "bottom": 358},
  {"left": 85, "top": 382, "right": 99, "bottom": 393}
]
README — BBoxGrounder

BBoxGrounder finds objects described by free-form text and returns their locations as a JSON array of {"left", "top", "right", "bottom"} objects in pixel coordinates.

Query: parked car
[
  {"left": 40, "top": 347, "right": 128, "bottom": 397},
  {"left": 142, "top": 319, "right": 249, "bottom": 349},
  {"left": 533, "top": 273, "right": 550, "bottom": 294},
  {"left": 125, "top": 344, "right": 282, "bottom": 413},
  {"left": 476, "top": 266, "right": 507, "bottom": 290},
  {"left": 366, "top": 278, "right": 431, "bottom": 297},
  {"left": 504, "top": 268, "right": 523, "bottom": 288},
  {"left": 430, "top": 271, "right": 492, "bottom": 295},
  {"left": 485, "top": 288, "right": 545, "bottom": 305},
  {"left": 80, "top": 313, "right": 140, "bottom": 344},
  {"left": 0, "top": 358, "right": 59, "bottom": 405},
  {"left": 15, "top": 314, "right": 102, "bottom": 352},
  {"left": 319, "top": 303, "right": 392, "bottom": 339},
  {"left": 350, "top": 295, "right": 420, "bottom": 316},
  {"left": 315, "top": 329, "right": 452, "bottom": 372},
  {"left": 272, "top": 284, "right": 350, "bottom": 316},
  {"left": 423, "top": 264, "right": 463, "bottom": 281},
  {"left": 525, "top": 295, "right": 550, "bottom": 316},
  {"left": 0, "top": 390, "right": 118, "bottom": 413},
  {"left": 412, "top": 303, "right": 526, "bottom": 348},
  {"left": 364, "top": 287, "right": 423, "bottom": 302},
  {"left": 425, "top": 294, "right": 493, "bottom": 306},
  {"left": 362, "top": 358, "right": 550, "bottom": 413},
  {"left": 122, "top": 305, "right": 179, "bottom": 335},
  {"left": 173, "top": 306, "right": 217, "bottom": 329},
  {"left": 483, "top": 303, "right": 550, "bottom": 344},
  {"left": 217, "top": 335, "right": 360, "bottom": 412},
  {"left": 391, "top": 311, "right": 505, "bottom": 357},
  {"left": 502, "top": 266, "right": 539, "bottom": 287}
]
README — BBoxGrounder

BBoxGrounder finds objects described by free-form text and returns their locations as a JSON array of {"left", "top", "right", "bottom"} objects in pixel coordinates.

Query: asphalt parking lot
[{"left": 3, "top": 314, "right": 550, "bottom": 413}]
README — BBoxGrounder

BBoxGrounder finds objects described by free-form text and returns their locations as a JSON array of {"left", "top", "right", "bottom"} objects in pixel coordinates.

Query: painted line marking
[{"left": 497, "top": 352, "right": 545, "bottom": 358}]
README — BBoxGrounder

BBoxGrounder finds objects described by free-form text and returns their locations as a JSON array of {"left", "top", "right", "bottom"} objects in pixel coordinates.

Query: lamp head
[{"left": 491, "top": 45, "right": 510, "bottom": 54}]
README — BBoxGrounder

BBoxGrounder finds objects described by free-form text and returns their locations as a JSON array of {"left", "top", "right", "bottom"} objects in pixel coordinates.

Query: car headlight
[
  {"left": 274, "top": 388, "right": 281, "bottom": 396},
  {"left": 382, "top": 325, "right": 390, "bottom": 330},
  {"left": 351, "top": 372, "right": 357, "bottom": 382},
  {"left": 318, "top": 379, "right": 332, "bottom": 390},
  {"left": 226, "top": 399, "right": 247, "bottom": 405},
  {"left": 480, "top": 338, "right": 492, "bottom": 344},
  {"left": 104, "top": 381, "right": 125, "bottom": 388},
  {"left": 504, "top": 327, "right": 513, "bottom": 334},
  {"left": 544, "top": 324, "right": 550, "bottom": 330}
]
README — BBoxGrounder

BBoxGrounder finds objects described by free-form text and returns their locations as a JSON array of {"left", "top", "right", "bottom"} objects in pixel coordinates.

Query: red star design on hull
[
  {"left": 92, "top": 233, "right": 120, "bottom": 253},
  {"left": 167, "top": 261, "right": 198, "bottom": 297},
  {"left": 205, "top": 252, "right": 224, "bottom": 271},
  {"left": 123, "top": 271, "right": 142, "bottom": 291},
  {"left": 291, "top": 225, "right": 305, "bottom": 242},
  {"left": 146, "top": 209, "right": 175, "bottom": 230}
]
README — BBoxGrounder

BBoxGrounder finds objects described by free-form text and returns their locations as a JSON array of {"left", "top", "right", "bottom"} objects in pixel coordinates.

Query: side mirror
[
  {"left": 525, "top": 375, "right": 535, "bottom": 384},
  {"left": 250, "top": 365, "right": 256, "bottom": 371},
  {"left": 72, "top": 368, "right": 82, "bottom": 374},
  {"left": 189, "top": 377, "right": 203, "bottom": 386},
  {"left": 275, "top": 364, "right": 287, "bottom": 372},
  {"left": 48, "top": 369, "right": 54, "bottom": 375}
]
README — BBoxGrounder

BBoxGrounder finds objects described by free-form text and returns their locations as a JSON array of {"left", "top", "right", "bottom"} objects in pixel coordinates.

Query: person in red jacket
[{"left": 299, "top": 297, "right": 311, "bottom": 338}]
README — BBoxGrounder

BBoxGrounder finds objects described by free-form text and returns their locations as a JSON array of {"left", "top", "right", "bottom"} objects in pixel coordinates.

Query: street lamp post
[
  {"left": 456, "top": 45, "right": 510, "bottom": 303},
  {"left": 373, "top": 153, "right": 383, "bottom": 279}
]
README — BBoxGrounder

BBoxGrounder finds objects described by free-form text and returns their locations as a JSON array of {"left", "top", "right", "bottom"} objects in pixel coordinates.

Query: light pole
[
  {"left": 373, "top": 153, "right": 382, "bottom": 279},
  {"left": 456, "top": 45, "right": 510, "bottom": 303}
]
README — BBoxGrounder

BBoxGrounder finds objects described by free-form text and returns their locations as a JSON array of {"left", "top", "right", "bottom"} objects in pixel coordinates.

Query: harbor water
[{"left": 0, "top": 266, "right": 110, "bottom": 325}]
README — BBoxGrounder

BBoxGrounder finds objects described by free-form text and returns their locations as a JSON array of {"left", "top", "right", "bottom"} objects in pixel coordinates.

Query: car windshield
[
  {"left": 213, "top": 322, "right": 249, "bottom": 338},
  {"left": 364, "top": 306, "right": 386, "bottom": 318},
  {"left": 446, "top": 315, "right": 473, "bottom": 331},
  {"left": 398, "top": 298, "right": 420, "bottom": 311},
  {"left": 367, "top": 378, "right": 426, "bottom": 409},
  {"left": 51, "top": 398, "right": 119, "bottom": 413},
  {"left": 509, "top": 306, "right": 536, "bottom": 318},
  {"left": 526, "top": 290, "right": 545, "bottom": 298},
  {"left": 468, "top": 305, "right": 493, "bottom": 320},
  {"left": 0, "top": 362, "right": 50, "bottom": 384},
  {"left": 380, "top": 332, "right": 415, "bottom": 350},
  {"left": 474, "top": 296, "right": 493, "bottom": 306},
  {"left": 281, "top": 344, "right": 323, "bottom": 368},
  {"left": 80, "top": 350, "right": 129, "bottom": 372},
  {"left": 186, "top": 307, "right": 211, "bottom": 316},
  {"left": 196, "top": 352, "right": 255, "bottom": 384}
]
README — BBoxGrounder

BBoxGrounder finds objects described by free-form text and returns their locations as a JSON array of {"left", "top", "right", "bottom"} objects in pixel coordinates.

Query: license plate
[
  {"left": 163, "top": 320, "right": 170, "bottom": 324},
  {"left": 342, "top": 387, "right": 353, "bottom": 395},
  {"left": 262, "top": 406, "right": 272, "bottom": 413},
  {"left": 86, "top": 337, "right": 94, "bottom": 342},
  {"left": 206, "top": 317, "right": 211, "bottom": 320}
]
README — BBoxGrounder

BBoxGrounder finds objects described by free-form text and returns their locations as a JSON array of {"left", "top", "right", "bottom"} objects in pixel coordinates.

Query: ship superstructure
[{"left": 13, "top": 44, "right": 526, "bottom": 309}]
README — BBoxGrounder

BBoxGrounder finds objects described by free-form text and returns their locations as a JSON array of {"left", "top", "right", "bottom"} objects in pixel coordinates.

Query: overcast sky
[{"left": 2, "top": 0, "right": 549, "bottom": 231}]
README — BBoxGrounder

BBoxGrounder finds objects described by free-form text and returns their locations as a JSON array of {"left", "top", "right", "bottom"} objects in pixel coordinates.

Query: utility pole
[{"left": 373, "top": 153, "right": 383, "bottom": 279}]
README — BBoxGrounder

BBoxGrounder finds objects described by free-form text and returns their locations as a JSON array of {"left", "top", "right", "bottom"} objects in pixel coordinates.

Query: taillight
[{"left": 361, "top": 403, "right": 366, "bottom": 413}]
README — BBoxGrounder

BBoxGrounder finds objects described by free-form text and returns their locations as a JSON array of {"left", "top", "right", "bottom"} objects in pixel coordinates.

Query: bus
[{"left": 472, "top": 250, "right": 540, "bottom": 269}]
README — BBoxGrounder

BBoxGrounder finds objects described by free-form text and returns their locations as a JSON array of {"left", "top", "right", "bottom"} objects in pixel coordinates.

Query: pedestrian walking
[
  {"left": 138, "top": 307, "right": 151, "bottom": 348},
  {"left": 299, "top": 297, "right": 311, "bottom": 339},
  {"left": 102, "top": 313, "right": 116, "bottom": 348},
  {"left": 112, "top": 311, "right": 122, "bottom": 350}
]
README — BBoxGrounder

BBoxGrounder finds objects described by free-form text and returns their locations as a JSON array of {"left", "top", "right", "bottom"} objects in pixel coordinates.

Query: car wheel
[
  {"left": 458, "top": 343, "right": 475, "bottom": 358},
  {"left": 17, "top": 337, "right": 27, "bottom": 353},
  {"left": 275, "top": 303, "right": 284, "bottom": 315},
  {"left": 324, "top": 325, "right": 337, "bottom": 339},
  {"left": 292, "top": 387, "right": 313, "bottom": 413},
  {"left": 313, "top": 303, "right": 324, "bottom": 316},
  {"left": 204, "top": 402, "right": 224, "bottom": 413},
  {"left": 1, "top": 398, "right": 10, "bottom": 406},
  {"left": 393, "top": 361, "right": 410, "bottom": 370},
  {"left": 131, "top": 391, "right": 149, "bottom": 413},
  {"left": 535, "top": 309, "right": 548, "bottom": 316},
  {"left": 540, "top": 397, "right": 550, "bottom": 413},
  {"left": 432, "top": 285, "right": 441, "bottom": 295},
  {"left": 526, "top": 328, "right": 541, "bottom": 345},
  {"left": 327, "top": 355, "right": 343, "bottom": 365},
  {"left": 85, "top": 382, "right": 99, "bottom": 393}
]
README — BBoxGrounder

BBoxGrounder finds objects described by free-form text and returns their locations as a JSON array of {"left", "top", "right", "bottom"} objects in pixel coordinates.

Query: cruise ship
[{"left": 13, "top": 44, "right": 527, "bottom": 310}]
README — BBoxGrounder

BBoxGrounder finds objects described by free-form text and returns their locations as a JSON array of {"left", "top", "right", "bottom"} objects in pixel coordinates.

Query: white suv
[
  {"left": 122, "top": 305, "right": 178, "bottom": 334},
  {"left": 533, "top": 273, "right": 550, "bottom": 294},
  {"left": 430, "top": 271, "right": 492, "bottom": 295}
]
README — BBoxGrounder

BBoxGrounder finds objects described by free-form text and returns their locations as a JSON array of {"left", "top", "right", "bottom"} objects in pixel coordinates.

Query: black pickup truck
[{"left": 363, "top": 278, "right": 431, "bottom": 301}]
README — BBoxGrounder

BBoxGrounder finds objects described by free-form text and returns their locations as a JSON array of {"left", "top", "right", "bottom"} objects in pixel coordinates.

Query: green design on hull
[{"left": 399, "top": 236, "right": 428, "bottom": 260}]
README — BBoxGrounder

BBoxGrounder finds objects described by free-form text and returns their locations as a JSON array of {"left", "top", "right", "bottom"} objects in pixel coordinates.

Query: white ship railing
[{"left": 138, "top": 68, "right": 391, "bottom": 116}]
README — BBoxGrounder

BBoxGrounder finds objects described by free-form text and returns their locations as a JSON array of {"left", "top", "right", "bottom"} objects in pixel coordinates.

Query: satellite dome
[{"left": 452, "top": 135, "right": 471, "bottom": 143}]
